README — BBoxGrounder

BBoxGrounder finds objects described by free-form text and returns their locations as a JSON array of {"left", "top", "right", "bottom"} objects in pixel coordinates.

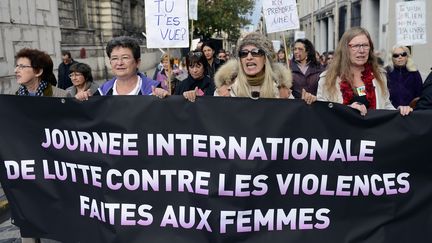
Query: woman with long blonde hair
[
  {"left": 317, "top": 27, "right": 412, "bottom": 116},
  {"left": 214, "top": 32, "right": 295, "bottom": 100}
]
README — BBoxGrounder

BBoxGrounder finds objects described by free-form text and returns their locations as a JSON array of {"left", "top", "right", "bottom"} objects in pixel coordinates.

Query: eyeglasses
[
  {"left": 392, "top": 52, "right": 408, "bottom": 58},
  {"left": 109, "top": 56, "right": 133, "bottom": 64},
  {"left": 15, "top": 64, "right": 32, "bottom": 70},
  {"left": 188, "top": 52, "right": 203, "bottom": 58},
  {"left": 348, "top": 43, "right": 370, "bottom": 51},
  {"left": 69, "top": 73, "right": 83, "bottom": 78},
  {"left": 238, "top": 48, "right": 265, "bottom": 58}
]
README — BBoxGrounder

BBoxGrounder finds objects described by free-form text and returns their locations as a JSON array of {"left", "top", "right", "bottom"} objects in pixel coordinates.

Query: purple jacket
[
  {"left": 290, "top": 61, "right": 324, "bottom": 98},
  {"left": 386, "top": 66, "right": 422, "bottom": 107},
  {"left": 96, "top": 72, "right": 160, "bottom": 96}
]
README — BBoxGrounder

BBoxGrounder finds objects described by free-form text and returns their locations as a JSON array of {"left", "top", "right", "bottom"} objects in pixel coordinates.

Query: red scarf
[{"left": 340, "top": 64, "right": 376, "bottom": 109}]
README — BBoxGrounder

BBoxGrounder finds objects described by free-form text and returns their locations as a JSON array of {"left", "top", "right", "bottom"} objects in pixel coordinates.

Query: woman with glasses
[
  {"left": 12, "top": 48, "right": 69, "bottom": 98},
  {"left": 76, "top": 36, "right": 168, "bottom": 100},
  {"left": 214, "top": 32, "right": 294, "bottom": 100},
  {"left": 66, "top": 62, "right": 99, "bottom": 98},
  {"left": 174, "top": 51, "right": 215, "bottom": 102},
  {"left": 385, "top": 45, "right": 422, "bottom": 108},
  {"left": 316, "top": 27, "right": 412, "bottom": 116},
  {"left": 11, "top": 47, "right": 65, "bottom": 243}
]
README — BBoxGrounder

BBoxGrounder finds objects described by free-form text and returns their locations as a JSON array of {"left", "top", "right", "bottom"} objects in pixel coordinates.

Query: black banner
[{"left": 0, "top": 95, "right": 431, "bottom": 243}]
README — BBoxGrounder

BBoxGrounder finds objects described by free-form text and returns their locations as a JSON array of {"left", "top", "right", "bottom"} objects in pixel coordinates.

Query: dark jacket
[
  {"left": 386, "top": 66, "right": 423, "bottom": 107},
  {"left": 58, "top": 60, "right": 77, "bottom": 89},
  {"left": 174, "top": 74, "right": 215, "bottom": 96},
  {"left": 95, "top": 72, "right": 160, "bottom": 96},
  {"left": 290, "top": 61, "right": 324, "bottom": 98},
  {"left": 206, "top": 58, "right": 225, "bottom": 79},
  {"left": 415, "top": 71, "right": 432, "bottom": 110}
]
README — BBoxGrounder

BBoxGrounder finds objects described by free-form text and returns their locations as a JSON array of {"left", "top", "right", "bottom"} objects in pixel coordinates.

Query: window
[{"left": 74, "top": 0, "right": 88, "bottom": 28}]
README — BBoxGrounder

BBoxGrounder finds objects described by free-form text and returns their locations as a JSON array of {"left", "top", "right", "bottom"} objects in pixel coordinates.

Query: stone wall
[
  {"left": 0, "top": 0, "right": 164, "bottom": 93},
  {"left": 0, "top": 0, "right": 62, "bottom": 94}
]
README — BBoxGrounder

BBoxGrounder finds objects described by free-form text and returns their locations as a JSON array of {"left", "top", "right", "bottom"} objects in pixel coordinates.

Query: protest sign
[
  {"left": 263, "top": 0, "right": 300, "bottom": 33},
  {"left": 145, "top": 0, "right": 189, "bottom": 48},
  {"left": 189, "top": 0, "right": 198, "bottom": 20},
  {"left": 396, "top": 1, "right": 427, "bottom": 45}
]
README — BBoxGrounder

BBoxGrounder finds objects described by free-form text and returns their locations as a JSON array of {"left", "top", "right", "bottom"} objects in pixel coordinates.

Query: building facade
[
  {"left": 0, "top": 0, "right": 162, "bottom": 94},
  {"left": 297, "top": 0, "right": 431, "bottom": 78}
]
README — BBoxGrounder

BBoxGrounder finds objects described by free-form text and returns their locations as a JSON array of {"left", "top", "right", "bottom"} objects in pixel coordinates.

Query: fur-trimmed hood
[{"left": 214, "top": 59, "right": 292, "bottom": 89}]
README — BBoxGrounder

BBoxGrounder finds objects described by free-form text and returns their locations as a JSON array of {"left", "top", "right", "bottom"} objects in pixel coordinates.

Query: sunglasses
[
  {"left": 392, "top": 52, "right": 407, "bottom": 58},
  {"left": 188, "top": 51, "right": 203, "bottom": 58},
  {"left": 238, "top": 48, "right": 265, "bottom": 58}
]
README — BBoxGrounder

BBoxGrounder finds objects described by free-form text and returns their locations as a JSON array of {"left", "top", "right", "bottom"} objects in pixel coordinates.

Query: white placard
[
  {"left": 145, "top": 0, "right": 189, "bottom": 48},
  {"left": 189, "top": 0, "right": 198, "bottom": 20},
  {"left": 190, "top": 38, "right": 201, "bottom": 51},
  {"left": 263, "top": 0, "right": 300, "bottom": 34},
  {"left": 272, "top": 40, "right": 281, "bottom": 52},
  {"left": 396, "top": 1, "right": 427, "bottom": 45},
  {"left": 294, "top": 31, "right": 305, "bottom": 41}
]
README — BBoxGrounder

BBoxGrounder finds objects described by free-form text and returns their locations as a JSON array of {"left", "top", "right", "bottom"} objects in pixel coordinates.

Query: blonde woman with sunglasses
[{"left": 385, "top": 45, "right": 423, "bottom": 108}]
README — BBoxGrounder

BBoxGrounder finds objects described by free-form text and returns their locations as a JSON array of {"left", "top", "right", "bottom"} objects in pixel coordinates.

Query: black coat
[
  {"left": 415, "top": 71, "right": 432, "bottom": 110},
  {"left": 174, "top": 74, "right": 215, "bottom": 96}
]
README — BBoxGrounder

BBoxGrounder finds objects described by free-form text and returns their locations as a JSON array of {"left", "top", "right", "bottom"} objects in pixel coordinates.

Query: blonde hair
[
  {"left": 324, "top": 27, "right": 387, "bottom": 101},
  {"left": 389, "top": 45, "right": 417, "bottom": 72},
  {"left": 234, "top": 56, "right": 278, "bottom": 98}
]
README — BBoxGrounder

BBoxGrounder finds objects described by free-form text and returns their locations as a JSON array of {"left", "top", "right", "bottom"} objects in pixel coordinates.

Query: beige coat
[
  {"left": 316, "top": 71, "right": 395, "bottom": 110},
  {"left": 214, "top": 59, "right": 293, "bottom": 98}
]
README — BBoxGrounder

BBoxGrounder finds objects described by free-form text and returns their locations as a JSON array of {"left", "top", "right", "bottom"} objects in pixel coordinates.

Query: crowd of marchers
[
  {"left": 12, "top": 27, "right": 431, "bottom": 117},
  {"left": 6, "top": 26, "right": 432, "bottom": 242}
]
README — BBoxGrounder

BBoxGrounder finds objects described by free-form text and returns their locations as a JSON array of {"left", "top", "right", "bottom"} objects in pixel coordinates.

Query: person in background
[
  {"left": 276, "top": 48, "right": 288, "bottom": 66},
  {"left": 316, "top": 27, "right": 412, "bottom": 116},
  {"left": 201, "top": 41, "right": 224, "bottom": 79},
  {"left": 385, "top": 45, "right": 422, "bottom": 108},
  {"left": 156, "top": 53, "right": 175, "bottom": 92},
  {"left": 218, "top": 49, "right": 228, "bottom": 62},
  {"left": 174, "top": 51, "right": 215, "bottom": 102},
  {"left": 66, "top": 62, "right": 98, "bottom": 98},
  {"left": 225, "top": 51, "right": 231, "bottom": 60},
  {"left": 57, "top": 50, "right": 77, "bottom": 89},
  {"left": 13, "top": 48, "right": 69, "bottom": 98},
  {"left": 325, "top": 51, "right": 334, "bottom": 67},
  {"left": 290, "top": 38, "right": 324, "bottom": 99},
  {"left": 76, "top": 36, "right": 167, "bottom": 99},
  {"left": 213, "top": 32, "right": 297, "bottom": 101},
  {"left": 152, "top": 57, "right": 164, "bottom": 80}
]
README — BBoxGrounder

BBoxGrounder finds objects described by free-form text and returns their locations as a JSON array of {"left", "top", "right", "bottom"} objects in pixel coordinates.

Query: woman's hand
[
  {"left": 183, "top": 87, "right": 198, "bottom": 102},
  {"left": 350, "top": 102, "right": 367, "bottom": 116},
  {"left": 301, "top": 89, "right": 317, "bottom": 105},
  {"left": 216, "top": 85, "right": 231, "bottom": 97},
  {"left": 279, "top": 86, "right": 292, "bottom": 99},
  {"left": 398, "top": 105, "right": 413, "bottom": 116},
  {"left": 75, "top": 90, "right": 92, "bottom": 101},
  {"left": 152, "top": 86, "right": 169, "bottom": 98}
]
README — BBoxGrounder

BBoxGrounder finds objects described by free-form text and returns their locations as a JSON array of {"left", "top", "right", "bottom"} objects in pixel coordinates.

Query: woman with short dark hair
[
  {"left": 66, "top": 62, "right": 99, "bottom": 97},
  {"left": 174, "top": 51, "right": 215, "bottom": 102},
  {"left": 12, "top": 48, "right": 68, "bottom": 97}
]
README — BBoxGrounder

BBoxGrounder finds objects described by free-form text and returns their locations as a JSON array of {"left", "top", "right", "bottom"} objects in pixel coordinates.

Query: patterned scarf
[{"left": 17, "top": 80, "right": 48, "bottom": 96}]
